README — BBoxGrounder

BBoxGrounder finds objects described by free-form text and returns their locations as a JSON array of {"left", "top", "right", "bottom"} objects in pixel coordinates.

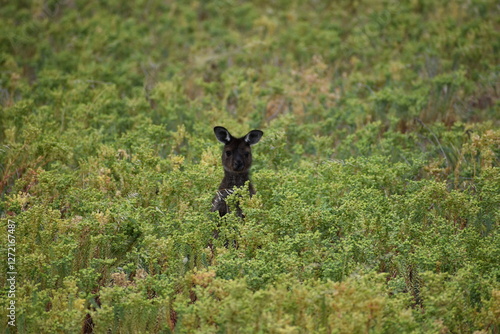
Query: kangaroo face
[
  {"left": 223, "top": 140, "right": 252, "bottom": 172},
  {"left": 214, "top": 126, "right": 263, "bottom": 173}
]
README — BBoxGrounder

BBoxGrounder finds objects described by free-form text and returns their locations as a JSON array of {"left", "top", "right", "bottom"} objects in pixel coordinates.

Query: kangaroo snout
[{"left": 233, "top": 158, "right": 244, "bottom": 171}]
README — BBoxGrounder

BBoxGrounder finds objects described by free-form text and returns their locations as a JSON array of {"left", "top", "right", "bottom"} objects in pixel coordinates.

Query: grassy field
[{"left": 1, "top": 1, "right": 499, "bottom": 333}]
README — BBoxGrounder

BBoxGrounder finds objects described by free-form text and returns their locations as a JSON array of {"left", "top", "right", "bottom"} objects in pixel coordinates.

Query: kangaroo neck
[{"left": 221, "top": 170, "right": 250, "bottom": 189}]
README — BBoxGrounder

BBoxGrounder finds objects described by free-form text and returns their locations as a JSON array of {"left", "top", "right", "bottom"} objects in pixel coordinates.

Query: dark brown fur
[{"left": 211, "top": 126, "right": 263, "bottom": 217}]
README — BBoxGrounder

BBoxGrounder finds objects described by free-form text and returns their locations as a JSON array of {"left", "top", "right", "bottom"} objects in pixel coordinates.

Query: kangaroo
[{"left": 211, "top": 126, "right": 263, "bottom": 217}]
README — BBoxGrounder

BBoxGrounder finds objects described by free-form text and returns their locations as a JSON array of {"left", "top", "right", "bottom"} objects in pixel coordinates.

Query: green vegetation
[{"left": 1, "top": 0, "right": 499, "bottom": 333}]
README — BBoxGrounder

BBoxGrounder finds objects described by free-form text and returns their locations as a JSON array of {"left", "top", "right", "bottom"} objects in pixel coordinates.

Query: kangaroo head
[{"left": 214, "top": 126, "right": 263, "bottom": 173}]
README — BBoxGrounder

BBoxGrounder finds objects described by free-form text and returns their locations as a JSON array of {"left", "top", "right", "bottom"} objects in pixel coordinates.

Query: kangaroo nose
[{"left": 234, "top": 160, "right": 244, "bottom": 171}]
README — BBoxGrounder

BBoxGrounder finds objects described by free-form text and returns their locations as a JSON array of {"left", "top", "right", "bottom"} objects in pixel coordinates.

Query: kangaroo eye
[{"left": 225, "top": 151, "right": 232, "bottom": 156}]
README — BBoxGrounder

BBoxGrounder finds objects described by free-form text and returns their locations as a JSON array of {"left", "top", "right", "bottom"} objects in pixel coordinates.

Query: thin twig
[{"left": 415, "top": 118, "right": 450, "bottom": 168}]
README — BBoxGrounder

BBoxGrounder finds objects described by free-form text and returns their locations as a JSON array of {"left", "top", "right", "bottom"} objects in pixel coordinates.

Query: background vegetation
[{"left": 1, "top": 0, "right": 499, "bottom": 333}]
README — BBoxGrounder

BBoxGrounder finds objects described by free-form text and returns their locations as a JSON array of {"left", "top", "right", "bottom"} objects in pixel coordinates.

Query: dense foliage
[{"left": 1, "top": 0, "right": 499, "bottom": 333}]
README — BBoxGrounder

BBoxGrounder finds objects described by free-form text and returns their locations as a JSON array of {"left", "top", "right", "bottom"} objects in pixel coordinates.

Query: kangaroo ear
[
  {"left": 214, "top": 126, "right": 232, "bottom": 144},
  {"left": 244, "top": 130, "right": 263, "bottom": 146}
]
